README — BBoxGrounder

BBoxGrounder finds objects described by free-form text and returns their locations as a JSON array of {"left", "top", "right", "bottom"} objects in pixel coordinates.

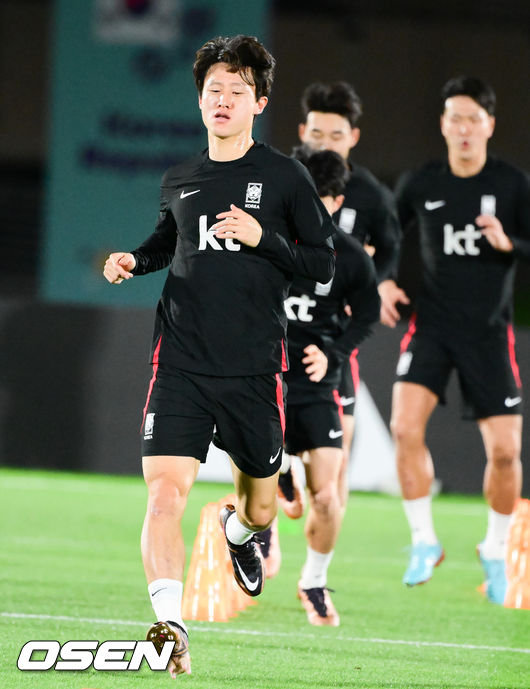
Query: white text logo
[
  {"left": 480, "top": 195, "right": 496, "bottom": 216},
  {"left": 144, "top": 412, "right": 155, "bottom": 440},
  {"left": 245, "top": 182, "right": 262, "bottom": 209},
  {"left": 17, "top": 640, "right": 174, "bottom": 672},
  {"left": 443, "top": 224, "right": 481, "bottom": 256},
  {"left": 338, "top": 207, "right": 356, "bottom": 233},
  {"left": 284, "top": 294, "right": 316, "bottom": 322},
  {"left": 198, "top": 215, "right": 240, "bottom": 252}
]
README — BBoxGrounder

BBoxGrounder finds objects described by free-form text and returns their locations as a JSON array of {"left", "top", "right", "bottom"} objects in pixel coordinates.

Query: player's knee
[
  {"left": 240, "top": 503, "right": 276, "bottom": 530},
  {"left": 489, "top": 439, "right": 521, "bottom": 471},
  {"left": 390, "top": 415, "right": 424, "bottom": 449},
  {"left": 146, "top": 475, "right": 190, "bottom": 517},
  {"left": 309, "top": 482, "right": 339, "bottom": 516}
]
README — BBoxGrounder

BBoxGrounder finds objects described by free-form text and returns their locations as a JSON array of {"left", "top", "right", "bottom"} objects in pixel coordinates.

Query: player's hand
[
  {"left": 378, "top": 279, "right": 410, "bottom": 328},
  {"left": 103, "top": 252, "right": 136, "bottom": 284},
  {"left": 363, "top": 243, "right": 376, "bottom": 257},
  {"left": 211, "top": 204, "right": 263, "bottom": 247},
  {"left": 302, "top": 344, "right": 328, "bottom": 382},
  {"left": 476, "top": 214, "right": 514, "bottom": 253}
]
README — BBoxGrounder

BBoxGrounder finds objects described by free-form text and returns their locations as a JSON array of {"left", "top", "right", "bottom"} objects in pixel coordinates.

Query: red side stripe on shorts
[
  {"left": 507, "top": 324, "right": 522, "bottom": 389},
  {"left": 281, "top": 339, "right": 288, "bottom": 372},
  {"left": 141, "top": 336, "right": 162, "bottom": 431},
  {"left": 275, "top": 373, "right": 286, "bottom": 440},
  {"left": 349, "top": 348, "right": 360, "bottom": 394},
  {"left": 333, "top": 389, "right": 344, "bottom": 419},
  {"left": 400, "top": 313, "right": 417, "bottom": 354}
]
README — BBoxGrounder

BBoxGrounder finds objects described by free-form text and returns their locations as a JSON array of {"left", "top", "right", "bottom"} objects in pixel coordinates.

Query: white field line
[{"left": 1, "top": 611, "right": 528, "bottom": 655}]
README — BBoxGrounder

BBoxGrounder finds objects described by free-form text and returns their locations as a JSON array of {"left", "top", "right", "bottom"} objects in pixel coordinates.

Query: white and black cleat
[{"left": 219, "top": 504, "right": 265, "bottom": 597}]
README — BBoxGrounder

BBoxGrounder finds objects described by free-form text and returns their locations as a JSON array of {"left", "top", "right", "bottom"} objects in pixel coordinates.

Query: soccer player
[
  {"left": 282, "top": 147, "right": 380, "bottom": 625},
  {"left": 293, "top": 81, "right": 405, "bottom": 511},
  {"left": 103, "top": 35, "right": 335, "bottom": 676},
  {"left": 391, "top": 76, "right": 529, "bottom": 604}
]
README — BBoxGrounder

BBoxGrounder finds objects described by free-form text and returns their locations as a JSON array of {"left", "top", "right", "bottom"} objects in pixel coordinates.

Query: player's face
[
  {"left": 199, "top": 63, "right": 267, "bottom": 139},
  {"left": 299, "top": 112, "right": 359, "bottom": 160},
  {"left": 440, "top": 96, "right": 495, "bottom": 161}
]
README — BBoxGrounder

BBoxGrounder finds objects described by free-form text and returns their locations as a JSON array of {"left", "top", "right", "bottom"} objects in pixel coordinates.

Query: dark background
[{"left": 0, "top": 0, "right": 529, "bottom": 493}]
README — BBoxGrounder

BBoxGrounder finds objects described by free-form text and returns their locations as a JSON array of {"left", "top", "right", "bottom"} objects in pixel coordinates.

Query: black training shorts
[
  {"left": 284, "top": 397, "right": 344, "bottom": 455},
  {"left": 337, "top": 349, "right": 359, "bottom": 417},
  {"left": 396, "top": 318, "right": 523, "bottom": 420},
  {"left": 141, "top": 364, "right": 286, "bottom": 478}
]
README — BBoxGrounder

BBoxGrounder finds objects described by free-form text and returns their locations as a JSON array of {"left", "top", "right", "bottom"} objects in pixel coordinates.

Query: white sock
[
  {"left": 403, "top": 496, "right": 438, "bottom": 546},
  {"left": 300, "top": 546, "right": 334, "bottom": 589},
  {"left": 148, "top": 578, "right": 186, "bottom": 632},
  {"left": 225, "top": 512, "right": 255, "bottom": 545},
  {"left": 481, "top": 508, "right": 513, "bottom": 560}
]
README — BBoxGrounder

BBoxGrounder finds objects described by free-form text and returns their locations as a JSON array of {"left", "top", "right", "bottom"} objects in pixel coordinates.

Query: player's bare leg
[
  {"left": 391, "top": 382, "right": 444, "bottom": 585},
  {"left": 338, "top": 414, "right": 355, "bottom": 514},
  {"left": 479, "top": 415, "right": 522, "bottom": 514},
  {"left": 477, "top": 414, "right": 522, "bottom": 603},
  {"left": 219, "top": 461, "right": 278, "bottom": 596},
  {"left": 142, "top": 455, "right": 199, "bottom": 677},
  {"left": 298, "top": 447, "right": 342, "bottom": 625},
  {"left": 391, "top": 382, "right": 438, "bottom": 500}
]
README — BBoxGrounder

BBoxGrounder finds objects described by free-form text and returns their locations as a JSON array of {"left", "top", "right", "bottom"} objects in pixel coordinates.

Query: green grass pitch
[{"left": 1, "top": 467, "right": 528, "bottom": 688}]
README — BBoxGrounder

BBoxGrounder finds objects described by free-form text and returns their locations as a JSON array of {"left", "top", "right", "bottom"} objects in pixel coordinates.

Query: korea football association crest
[{"left": 245, "top": 182, "right": 263, "bottom": 209}]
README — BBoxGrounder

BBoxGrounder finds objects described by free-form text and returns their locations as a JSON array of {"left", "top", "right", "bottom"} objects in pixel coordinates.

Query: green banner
[{"left": 42, "top": 0, "right": 270, "bottom": 306}]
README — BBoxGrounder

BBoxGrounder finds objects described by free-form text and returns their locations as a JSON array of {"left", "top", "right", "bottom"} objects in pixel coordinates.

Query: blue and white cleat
[
  {"left": 477, "top": 545, "right": 508, "bottom": 605},
  {"left": 403, "top": 541, "right": 444, "bottom": 586}
]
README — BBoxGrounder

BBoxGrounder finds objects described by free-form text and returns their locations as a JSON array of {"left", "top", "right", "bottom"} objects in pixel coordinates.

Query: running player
[
  {"left": 282, "top": 147, "right": 380, "bottom": 625},
  {"left": 103, "top": 35, "right": 335, "bottom": 676},
  {"left": 390, "top": 76, "right": 529, "bottom": 604},
  {"left": 292, "top": 81, "right": 405, "bottom": 512}
]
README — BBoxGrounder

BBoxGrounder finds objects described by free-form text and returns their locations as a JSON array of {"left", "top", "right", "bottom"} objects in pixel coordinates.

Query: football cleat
[
  {"left": 278, "top": 465, "right": 305, "bottom": 519},
  {"left": 258, "top": 517, "right": 281, "bottom": 579},
  {"left": 146, "top": 621, "right": 190, "bottom": 677},
  {"left": 297, "top": 582, "right": 340, "bottom": 626},
  {"left": 477, "top": 544, "right": 508, "bottom": 605},
  {"left": 403, "top": 541, "right": 444, "bottom": 586},
  {"left": 219, "top": 504, "right": 265, "bottom": 597}
]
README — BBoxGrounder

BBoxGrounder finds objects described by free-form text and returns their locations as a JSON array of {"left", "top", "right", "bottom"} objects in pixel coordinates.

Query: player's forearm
[
  {"left": 325, "top": 321, "right": 374, "bottom": 371},
  {"left": 131, "top": 233, "right": 175, "bottom": 275},
  {"left": 255, "top": 230, "right": 336, "bottom": 283},
  {"left": 373, "top": 240, "right": 401, "bottom": 283},
  {"left": 511, "top": 236, "right": 530, "bottom": 261}
]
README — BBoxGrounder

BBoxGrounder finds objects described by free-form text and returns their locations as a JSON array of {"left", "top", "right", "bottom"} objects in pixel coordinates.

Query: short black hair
[
  {"left": 301, "top": 82, "right": 362, "bottom": 127},
  {"left": 441, "top": 76, "right": 496, "bottom": 116},
  {"left": 193, "top": 35, "right": 275, "bottom": 100},
  {"left": 292, "top": 145, "right": 350, "bottom": 198}
]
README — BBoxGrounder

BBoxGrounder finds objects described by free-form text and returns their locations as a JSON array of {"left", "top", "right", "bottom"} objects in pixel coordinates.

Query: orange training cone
[
  {"left": 182, "top": 495, "right": 257, "bottom": 621},
  {"left": 504, "top": 498, "right": 530, "bottom": 610}
]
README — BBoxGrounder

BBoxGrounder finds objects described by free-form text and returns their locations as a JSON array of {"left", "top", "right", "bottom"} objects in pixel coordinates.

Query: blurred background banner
[{"left": 41, "top": 0, "right": 270, "bottom": 306}]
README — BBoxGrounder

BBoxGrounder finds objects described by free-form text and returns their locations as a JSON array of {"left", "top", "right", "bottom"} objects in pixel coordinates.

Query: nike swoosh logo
[
  {"left": 269, "top": 447, "right": 282, "bottom": 464},
  {"left": 504, "top": 396, "right": 522, "bottom": 407},
  {"left": 339, "top": 396, "right": 355, "bottom": 406},
  {"left": 328, "top": 429, "right": 343, "bottom": 439},
  {"left": 180, "top": 189, "right": 200, "bottom": 199},
  {"left": 424, "top": 200, "right": 446, "bottom": 211},
  {"left": 150, "top": 588, "right": 165, "bottom": 597},
  {"left": 234, "top": 558, "right": 259, "bottom": 591}
]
